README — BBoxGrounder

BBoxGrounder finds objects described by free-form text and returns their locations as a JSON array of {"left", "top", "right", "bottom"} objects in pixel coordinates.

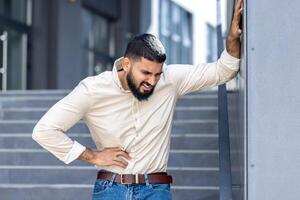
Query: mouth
[{"left": 140, "top": 82, "right": 153, "bottom": 93}]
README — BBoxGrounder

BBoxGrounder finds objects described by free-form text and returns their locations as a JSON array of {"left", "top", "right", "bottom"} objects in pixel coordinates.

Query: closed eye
[{"left": 141, "top": 70, "right": 151, "bottom": 75}]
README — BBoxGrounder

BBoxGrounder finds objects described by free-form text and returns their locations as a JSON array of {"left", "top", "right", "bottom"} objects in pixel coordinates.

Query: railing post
[
  {"left": 0, "top": 31, "right": 8, "bottom": 91},
  {"left": 218, "top": 85, "right": 233, "bottom": 200},
  {"left": 217, "top": 0, "right": 233, "bottom": 199}
]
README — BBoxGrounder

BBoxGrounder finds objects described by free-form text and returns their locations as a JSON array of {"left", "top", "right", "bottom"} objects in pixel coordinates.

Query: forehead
[{"left": 131, "top": 57, "right": 163, "bottom": 73}]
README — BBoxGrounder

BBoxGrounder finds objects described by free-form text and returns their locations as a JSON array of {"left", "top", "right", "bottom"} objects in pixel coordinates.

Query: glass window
[
  {"left": 206, "top": 23, "right": 217, "bottom": 62},
  {"left": 159, "top": 0, "right": 192, "bottom": 65},
  {"left": 0, "top": 0, "right": 27, "bottom": 23},
  {"left": 181, "top": 12, "right": 192, "bottom": 63},
  {"left": 0, "top": 0, "right": 29, "bottom": 90},
  {"left": 82, "top": 9, "right": 115, "bottom": 75},
  {"left": 0, "top": 28, "right": 27, "bottom": 90},
  {"left": 160, "top": 0, "right": 170, "bottom": 37}
]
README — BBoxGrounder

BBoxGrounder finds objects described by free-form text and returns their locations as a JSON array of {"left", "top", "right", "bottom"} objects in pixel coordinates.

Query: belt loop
[
  {"left": 108, "top": 173, "right": 117, "bottom": 187},
  {"left": 144, "top": 174, "right": 150, "bottom": 186}
]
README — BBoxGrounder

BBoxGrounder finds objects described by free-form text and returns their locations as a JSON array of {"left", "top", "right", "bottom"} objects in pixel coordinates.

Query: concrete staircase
[{"left": 0, "top": 90, "right": 219, "bottom": 200}]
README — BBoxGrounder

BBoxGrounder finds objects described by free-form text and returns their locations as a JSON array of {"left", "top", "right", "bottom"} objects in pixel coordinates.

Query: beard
[{"left": 126, "top": 71, "right": 155, "bottom": 101}]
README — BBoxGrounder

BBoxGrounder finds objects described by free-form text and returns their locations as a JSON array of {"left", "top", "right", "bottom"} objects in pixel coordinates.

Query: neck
[{"left": 118, "top": 69, "right": 129, "bottom": 90}]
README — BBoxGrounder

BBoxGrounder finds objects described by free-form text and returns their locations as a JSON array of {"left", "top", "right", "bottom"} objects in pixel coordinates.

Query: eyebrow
[{"left": 141, "top": 70, "right": 163, "bottom": 75}]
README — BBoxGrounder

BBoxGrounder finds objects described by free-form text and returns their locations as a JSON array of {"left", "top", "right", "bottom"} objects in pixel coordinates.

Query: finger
[
  {"left": 114, "top": 156, "right": 129, "bottom": 166},
  {"left": 235, "top": 0, "right": 243, "bottom": 10},
  {"left": 233, "top": 7, "right": 243, "bottom": 22},
  {"left": 239, "top": 7, "right": 243, "bottom": 13},
  {"left": 105, "top": 147, "right": 121, "bottom": 150},
  {"left": 116, "top": 151, "right": 132, "bottom": 160},
  {"left": 234, "top": 1, "right": 243, "bottom": 17},
  {"left": 113, "top": 160, "right": 127, "bottom": 168},
  {"left": 232, "top": 29, "right": 242, "bottom": 37},
  {"left": 108, "top": 147, "right": 125, "bottom": 152}
]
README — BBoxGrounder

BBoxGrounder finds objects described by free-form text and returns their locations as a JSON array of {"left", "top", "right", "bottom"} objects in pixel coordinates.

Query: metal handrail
[
  {"left": 216, "top": 0, "right": 234, "bottom": 199},
  {"left": 0, "top": 31, "right": 8, "bottom": 91},
  {"left": 218, "top": 84, "right": 233, "bottom": 200}
]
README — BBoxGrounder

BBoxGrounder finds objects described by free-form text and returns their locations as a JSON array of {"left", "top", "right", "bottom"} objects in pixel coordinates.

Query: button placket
[
  {"left": 131, "top": 98, "right": 138, "bottom": 157},
  {"left": 132, "top": 98, "right": 140, "bottom": 135}
]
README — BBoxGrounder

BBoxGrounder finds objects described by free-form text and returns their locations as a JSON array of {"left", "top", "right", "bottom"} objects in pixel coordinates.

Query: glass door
[{"left": 0, "top": 0, "right": 31, "bottom": 90}]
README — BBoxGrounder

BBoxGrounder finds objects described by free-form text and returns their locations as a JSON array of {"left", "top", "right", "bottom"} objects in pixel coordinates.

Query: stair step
[
  {"left": 0, "top": 96, "right": 217, "bottom": 108},
  {"left": 0, "top": 98, "right": 63, "bottom": 109},
  {"left": 0, "top": 90, "right": 70, "bottom": 96},
  {"left": 0, "top": 90, "right": 217, "bottom": 96},
  {"left": 0, "top": 120, "right": 218, "bottom": 134},
  {"left": 0, "top": 150, "right": 219, "bottom": 167},
  {"left": 0, "top": 134, "right": 218, "bottom": 150},
  {"left": 0, "top": 107, "right": 218, "bottom": 120},
  {"left": 0, "top": 186, "right": 93, "bottom": 200},
  {"left": 172, "top": 187, "right": 219, "bottom": 200},
  {"left": 0, "top": 168, "right": 219, "bottom": 186},
  {"left": 0, "top": 89, "right": 220, "bottom": 200},
  {"left": 0, "top": 185, "right": 218, "bottom": 200},
  {"left": 177, "top": 95, "right": 217, "bottom": 107}
]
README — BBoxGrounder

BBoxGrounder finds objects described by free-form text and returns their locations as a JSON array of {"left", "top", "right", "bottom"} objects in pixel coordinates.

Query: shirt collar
[{"left": 112, "top": 57, "right": 130, "bottom": 93}]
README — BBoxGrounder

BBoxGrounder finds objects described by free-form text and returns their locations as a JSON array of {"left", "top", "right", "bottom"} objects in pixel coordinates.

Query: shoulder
[
  {"left": 163, "top": 63, "right": 195, "bottom": 73},
  {"left": 80, "top": 71, "right": 113, "bottom": 91},
  {"left": 162, "top": 63, "right": 194, "bottom": 80}
]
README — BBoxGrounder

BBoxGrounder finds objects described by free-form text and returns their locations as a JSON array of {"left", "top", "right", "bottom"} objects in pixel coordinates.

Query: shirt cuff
[
  {"left": 63, "top": 141, "right": 86, "bottom": 164},
  {"left": 220, "top": 48, "right": 240, "bottom": 71}
]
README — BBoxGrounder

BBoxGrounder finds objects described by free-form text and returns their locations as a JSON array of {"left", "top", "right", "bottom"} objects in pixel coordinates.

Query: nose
[{"left": 147, "top": 75, "right": 156, "bottom": 86}]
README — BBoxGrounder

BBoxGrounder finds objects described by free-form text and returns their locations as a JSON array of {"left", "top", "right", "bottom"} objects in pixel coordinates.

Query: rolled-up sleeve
[
  {"left": 32, "top": 78, "right": 93, "bottom": 164},
  {"left": 166, "top": 49, "right": 240, "bottom": 96}
]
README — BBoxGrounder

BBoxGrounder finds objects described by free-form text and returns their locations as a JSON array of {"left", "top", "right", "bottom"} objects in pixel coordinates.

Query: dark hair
[{"left": 124, "top": 33, "right": 166, "bottom": 63}]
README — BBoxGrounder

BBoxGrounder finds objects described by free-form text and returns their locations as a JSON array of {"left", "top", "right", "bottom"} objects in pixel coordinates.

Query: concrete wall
[
  {"left": 31, "top": 0, "right": 58, "bottom": 89},
  {"left": 247, "top": 0, "right": 300, "bottom": 199},
  {"left": 56, "top": 0, "right": 84, "bottom": 89},
  {"left": 31, "top": 0, "right": 140, "bottom": 89}
]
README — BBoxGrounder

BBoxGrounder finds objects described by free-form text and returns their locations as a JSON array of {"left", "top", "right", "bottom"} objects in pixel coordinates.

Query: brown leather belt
[{"left": 97, "top": 171, "right": 173, "bottom": 184}]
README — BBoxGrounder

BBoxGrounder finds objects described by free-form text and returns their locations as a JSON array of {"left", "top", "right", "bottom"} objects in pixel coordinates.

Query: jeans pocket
[{"left": 93, "top": 179, "right": 110, "bottom": 195}]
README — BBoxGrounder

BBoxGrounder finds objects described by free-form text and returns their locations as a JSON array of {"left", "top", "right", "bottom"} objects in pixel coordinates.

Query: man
[{"left": 32, "top": 1, "right": 243, "bottom": 199}]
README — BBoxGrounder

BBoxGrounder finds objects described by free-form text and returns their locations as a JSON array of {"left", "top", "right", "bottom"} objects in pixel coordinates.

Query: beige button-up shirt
[{"left": 32, "top": 49, "right": 240, "bottom": 174}]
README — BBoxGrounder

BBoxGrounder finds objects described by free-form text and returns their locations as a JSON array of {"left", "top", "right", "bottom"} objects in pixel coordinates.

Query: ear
[{"left": 122, "top": 57, "right": 131, "bottom": 72}]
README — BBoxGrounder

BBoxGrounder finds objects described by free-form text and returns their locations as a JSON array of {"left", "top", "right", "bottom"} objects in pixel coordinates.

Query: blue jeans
[{"left": 91, "top": 174, "right": 172, "bottom": 200}]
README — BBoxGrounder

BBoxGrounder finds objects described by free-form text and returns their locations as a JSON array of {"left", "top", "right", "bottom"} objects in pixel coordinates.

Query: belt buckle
[
  {"left": 135, "top": 174, "right": 139, "bottom": 184},
  {"left": 120, "top": 174, "right": 126, "bottom": 184},
  {"left": 120, "top": 174, "right": 139, "bottom": 184}
]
